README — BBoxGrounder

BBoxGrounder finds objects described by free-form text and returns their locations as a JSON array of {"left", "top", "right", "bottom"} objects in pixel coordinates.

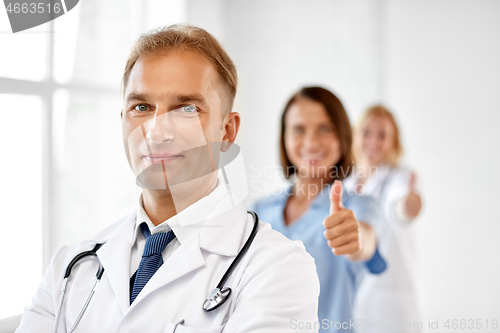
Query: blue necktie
[{"left": 130, "top": 223, "right": 176, "bottom": 304}]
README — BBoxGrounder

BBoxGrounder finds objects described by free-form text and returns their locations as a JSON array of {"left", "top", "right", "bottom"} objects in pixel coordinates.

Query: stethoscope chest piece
[{"left": 202, "top": 287, "right": 231, "bottom": 311}]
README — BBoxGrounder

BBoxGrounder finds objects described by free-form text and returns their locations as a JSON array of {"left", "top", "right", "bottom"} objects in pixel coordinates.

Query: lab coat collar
[
  {"left": 167, "top": 175, "right": 249, "bottom": 256},
  {"left": 351, "top": 163, "right": 391, "bottom": 178},
  {"left": 128, "top": 176, "right": 249, "bottom": 309},
  {"left": 350, "top": 164, "right": 392, "bottom": 195},
  {"left": 92, "top": 174, "right": 249, "bottom": 314},
  {"left": 127, "top": 233, "right": 206, "bottom": 311},
  {"left": 91, "top": 212, "right": 137, "bottom": 315},
  {"left": 132, "top": 195, "right": 173, "bottom": 243},
  {"left": 132, "top": 175, "right": 246, "bottom": 255},
  {"left": 133, "top": 177, "right": 224, "bottom": 246},
  {"left": 91, "top": 210, "right": 205, "bottom": 315}
]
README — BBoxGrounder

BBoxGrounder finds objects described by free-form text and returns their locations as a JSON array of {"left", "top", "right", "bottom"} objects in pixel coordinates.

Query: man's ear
[{"left": 221, "top": 112, "right": 240, "bottom": 152}]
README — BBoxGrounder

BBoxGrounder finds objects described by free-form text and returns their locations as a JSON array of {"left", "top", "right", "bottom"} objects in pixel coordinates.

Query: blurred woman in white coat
[{"left": 343, "top": 105, "right": 425, "bottom": 333}]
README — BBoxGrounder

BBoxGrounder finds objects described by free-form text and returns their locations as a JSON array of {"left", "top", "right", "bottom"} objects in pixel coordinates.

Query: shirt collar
[
  {"left": 132, "top": 143, "right": 251, "bottom": 256},
  {"left": 133, "top": 196, "right": 173, "bottom": 244},
  {"left": 170, "top": 173, "right": 249, "bottom": 256},
  {"left": 133, "top": 175, "right": 230, "bottom": 247}
]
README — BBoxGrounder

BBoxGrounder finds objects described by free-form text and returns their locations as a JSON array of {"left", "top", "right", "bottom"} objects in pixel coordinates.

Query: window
[
  {"left": 0, "top": 94, "right": 43, "bottom": 319},
  {"left": 0, "top": 0, "right": 186, "bottom": 323}
]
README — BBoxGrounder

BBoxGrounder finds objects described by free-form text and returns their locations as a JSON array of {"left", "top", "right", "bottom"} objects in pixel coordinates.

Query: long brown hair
[{"left": 279, "top": 87, "right": 354, "bottom": 180}]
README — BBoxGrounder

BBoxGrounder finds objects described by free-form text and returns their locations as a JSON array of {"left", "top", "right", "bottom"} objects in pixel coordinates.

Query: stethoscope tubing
[
  {"left": 217, "top": 211, "right": 259, "bottom": 290},
  {"left": 53, "top": 212, "right": 259, "bottom": 332},
  {"left": 68, "top": 279, "right": 101, "bottom": 333},
  {"left": 53, "top": 243, "right": 105, "bottom": 333}
]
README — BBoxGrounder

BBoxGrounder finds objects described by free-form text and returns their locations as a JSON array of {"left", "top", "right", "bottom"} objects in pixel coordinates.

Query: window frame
[{"left": 0, "top": 19, "right": 118, "bottom": 326}]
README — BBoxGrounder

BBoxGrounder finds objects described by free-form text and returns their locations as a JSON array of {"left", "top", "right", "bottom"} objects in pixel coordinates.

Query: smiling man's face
[{"left": 122, "top": 49, "right": 227, "bottom": 194}]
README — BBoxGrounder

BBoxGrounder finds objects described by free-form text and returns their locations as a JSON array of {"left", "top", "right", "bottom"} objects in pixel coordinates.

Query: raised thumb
[
  {"left": 330, "top": 180, "right": 343, "bottom": 214},
  {"left": 409, "top": 172, "right": 417, "bottom": 192}
]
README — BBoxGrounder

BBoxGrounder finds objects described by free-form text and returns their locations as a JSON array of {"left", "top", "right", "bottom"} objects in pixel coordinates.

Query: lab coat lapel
[
  {"left": 127, "top": 178, "right": 249, "bottom": 310},
  {"left": 364, "top": 164, "right": 391, "bottom": 196},
  {"left": 128, "top": 231, "right": 205, "bottom": 308},
  {"left": 95, "top": 212, "right": 136, "bottom": 315},
  {"left": 198, "top": 203, "right": 248, "bottom": 256},
  {"left": 127, "top": 204, "right": 248, "bottom": 308}
]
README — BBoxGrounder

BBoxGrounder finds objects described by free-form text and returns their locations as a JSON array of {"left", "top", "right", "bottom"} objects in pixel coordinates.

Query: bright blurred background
[{"left": 1, "top": 0, "right": 499, "bottom": 331}]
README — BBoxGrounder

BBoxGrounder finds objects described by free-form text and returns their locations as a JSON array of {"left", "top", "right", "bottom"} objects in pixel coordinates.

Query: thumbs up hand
[
  {"left": 323, "top": 180, "right": 361, "bottom": 256},
  {"left": 404, "top": 172, "right": 422, "bottom": 219}
]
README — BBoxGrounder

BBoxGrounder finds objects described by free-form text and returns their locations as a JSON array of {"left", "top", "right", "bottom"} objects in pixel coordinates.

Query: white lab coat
[
  {"left": 16, "top": 202, "right": 320, "bottom": 333},
  {"left": 343, "top": 165, "right": 426, "bottom": 333}
]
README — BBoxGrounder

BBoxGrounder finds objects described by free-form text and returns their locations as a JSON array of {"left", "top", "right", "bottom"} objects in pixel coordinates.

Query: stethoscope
[{"left": 53, "top": 211, "right": 259, "bottom": 333}]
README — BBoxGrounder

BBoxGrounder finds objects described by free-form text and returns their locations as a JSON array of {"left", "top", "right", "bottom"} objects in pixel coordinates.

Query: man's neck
[{"left": 141, "top": 175, "right": 218, "bottom": 226}]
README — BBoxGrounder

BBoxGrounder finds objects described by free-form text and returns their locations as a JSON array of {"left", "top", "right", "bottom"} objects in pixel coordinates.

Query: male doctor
[{"left": 16, "top": 24, "right": 320, "bottom": 333}]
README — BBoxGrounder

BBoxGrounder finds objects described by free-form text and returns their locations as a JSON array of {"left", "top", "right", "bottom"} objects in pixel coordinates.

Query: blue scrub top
[{"left": 248, "top": 182, "right": 386, "bottom": 332}]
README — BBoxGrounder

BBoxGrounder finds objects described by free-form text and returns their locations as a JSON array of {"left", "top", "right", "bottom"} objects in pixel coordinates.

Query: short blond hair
[
  {"left": 353, "top": 105, "right": 403, "bottom": 167},
  {"left": 122, "top": 24, "right": 237, "bottom": 115}
]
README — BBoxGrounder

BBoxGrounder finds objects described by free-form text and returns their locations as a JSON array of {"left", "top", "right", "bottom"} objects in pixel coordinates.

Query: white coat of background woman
[{"left": 343, "top": 105, "right": 426, "bottom": 333}]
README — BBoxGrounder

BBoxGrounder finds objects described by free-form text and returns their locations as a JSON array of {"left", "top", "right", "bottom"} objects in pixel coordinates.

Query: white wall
[
  {"left": 188, "top": 0, "right": 500, "bottom": 325},
  {"left": 384, "top": 0, "right": 500, "bottom": 321},
  {"left": 188, "top": 0, "right": 385, "bottom": 201}
]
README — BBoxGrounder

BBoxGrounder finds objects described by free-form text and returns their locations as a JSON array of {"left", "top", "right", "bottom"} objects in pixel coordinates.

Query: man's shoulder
[
  {"left": 246, "top": 221, "right": 317, "bottom": 274},
  {"left": 232, "top": 220, "right": 320, "bottom": 316},
  {"left": 254, "top": 221, "right": 303, "bottom": 249}
]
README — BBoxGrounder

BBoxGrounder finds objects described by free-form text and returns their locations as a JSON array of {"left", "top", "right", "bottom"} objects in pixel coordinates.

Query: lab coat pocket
[{"left": 163, "top": 322, "right": 225, "bottom": 333}]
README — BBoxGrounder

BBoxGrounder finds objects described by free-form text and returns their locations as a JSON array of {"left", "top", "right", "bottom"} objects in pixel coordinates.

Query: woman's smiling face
[
  {"left": 355, "top": 115, "right": 395, "bottom": 166},
  {"left": 284, "top": 98, "right": 341, "bottom": 179}
]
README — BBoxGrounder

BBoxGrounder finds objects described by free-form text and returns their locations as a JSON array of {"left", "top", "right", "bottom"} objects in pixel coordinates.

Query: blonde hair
[
  {"left": 122, "top": 24, "right": 237, "bottom": 115},
  {"left": 353, "top": 105, "right": 403, "bottom": 167}
]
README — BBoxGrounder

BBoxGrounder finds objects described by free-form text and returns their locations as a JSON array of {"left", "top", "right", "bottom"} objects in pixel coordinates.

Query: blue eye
[
  {"left": 182, "top": 105, "right": 197, "bottom": 113},
  {"left": 135, "top": 104, "right": 148, "bottom": 112}
]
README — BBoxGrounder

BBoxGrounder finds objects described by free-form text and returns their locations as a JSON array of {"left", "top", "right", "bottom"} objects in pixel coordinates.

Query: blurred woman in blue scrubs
[
  {"left": 249, "top": 87, "right": 386, "bottom": 332},
  {"left": 344, "top": 105, "right": 425, "bottom": 333}
]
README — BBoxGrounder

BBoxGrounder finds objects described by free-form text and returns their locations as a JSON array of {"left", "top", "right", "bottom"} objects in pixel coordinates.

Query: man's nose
[{"left": 145, "top": 109, "right": 175, "bottom": 144}]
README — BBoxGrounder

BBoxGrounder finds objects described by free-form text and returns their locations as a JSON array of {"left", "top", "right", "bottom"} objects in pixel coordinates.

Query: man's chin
[
  {"left": 134, "top": 166, "right": 198, "bottom": 190},
  {"left": 135, "top": 171, "right": 169, "bottom": 190}
]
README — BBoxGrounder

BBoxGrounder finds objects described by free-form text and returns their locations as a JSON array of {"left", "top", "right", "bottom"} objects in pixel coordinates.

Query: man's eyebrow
[
  {"left": 125, "top": 92, "right": 208, "bottom": 106},
  {"left": 174, "top": 93, "right": 208, "bottom": 105},
  {"left": 125, "top": 92, "right": 150, "bottom": 104}
]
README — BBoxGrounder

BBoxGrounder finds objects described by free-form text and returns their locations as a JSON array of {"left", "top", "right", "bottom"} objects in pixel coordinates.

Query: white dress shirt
[{"left": 129, "top": 178, "right": 225, "bottom": 277}]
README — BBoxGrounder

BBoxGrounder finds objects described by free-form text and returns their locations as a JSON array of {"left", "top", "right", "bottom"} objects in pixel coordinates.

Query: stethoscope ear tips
[{"left": 202, "top": 287, "right": 232, "bottom": 311}]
